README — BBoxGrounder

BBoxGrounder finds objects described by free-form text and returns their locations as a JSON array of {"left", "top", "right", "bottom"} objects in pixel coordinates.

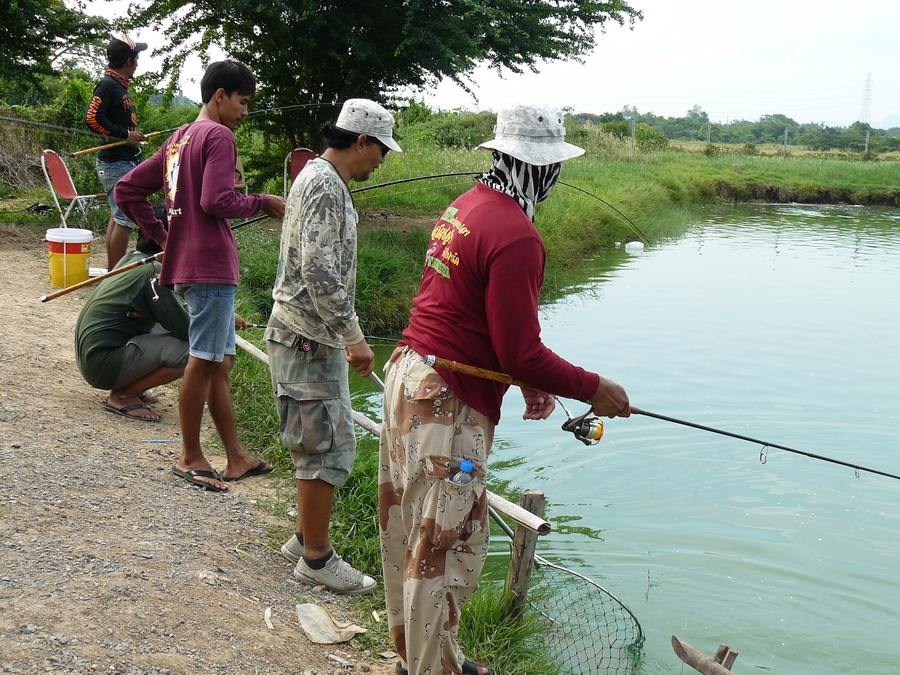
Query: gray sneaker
[
  {"left": 281, "top": 534, "right": 303, "bottom": 563},
  {"left": 293, "top": 552, "right": 377, "bottom": 595}
]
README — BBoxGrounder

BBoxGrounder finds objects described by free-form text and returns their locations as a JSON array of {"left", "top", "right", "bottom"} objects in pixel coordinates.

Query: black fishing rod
[
  {"left": 352, "top": 172, "right": 650, "bottom": 246},
  {"left": 0, "top": 114, "right": 97, "bottom": 137},
  {"left": 351, "top": 172, "right": 479, "bottom": 194},
  {"left": 247, "top": 101, "right": 342, "bottom": 117},
  {"left": 632, "top": 408, "right": 900, "bottom": 481}
]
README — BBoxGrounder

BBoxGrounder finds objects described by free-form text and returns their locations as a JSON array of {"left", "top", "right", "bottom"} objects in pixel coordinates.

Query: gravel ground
[{"left": 0, "top": 227, "right": 392, "bottom": 674}]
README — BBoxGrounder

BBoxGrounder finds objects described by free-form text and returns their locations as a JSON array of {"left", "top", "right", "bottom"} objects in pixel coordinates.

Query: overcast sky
[{"left": 104, "top": 0, "right": 900, "bottom": 128}]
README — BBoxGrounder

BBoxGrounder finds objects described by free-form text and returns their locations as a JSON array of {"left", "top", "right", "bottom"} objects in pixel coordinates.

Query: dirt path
[{"left": 0, "top": 226, "right": 390, "bottom": 674}]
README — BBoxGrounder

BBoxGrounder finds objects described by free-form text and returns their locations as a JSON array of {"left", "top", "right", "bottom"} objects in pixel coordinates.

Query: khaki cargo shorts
[{"left": 265, "top": 317, "right": 356, "bottom": 487}]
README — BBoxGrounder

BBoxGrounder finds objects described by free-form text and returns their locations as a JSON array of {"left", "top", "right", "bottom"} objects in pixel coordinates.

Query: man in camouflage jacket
[{"left": 265, "top": 99, "right": 402, "bottom": 594}]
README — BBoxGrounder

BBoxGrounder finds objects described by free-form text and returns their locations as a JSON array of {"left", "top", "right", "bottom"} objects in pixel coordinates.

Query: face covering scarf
[{"left": 479, "top": 150, "right": 561, "bottom": 221}]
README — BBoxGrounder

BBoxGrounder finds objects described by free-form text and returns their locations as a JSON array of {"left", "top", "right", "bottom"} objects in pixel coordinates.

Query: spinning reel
[{"left": 557, "top": 399, "right": 604, "bottom": 446}]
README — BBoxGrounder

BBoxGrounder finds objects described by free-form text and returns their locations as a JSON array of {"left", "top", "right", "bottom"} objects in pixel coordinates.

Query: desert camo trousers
[{"left": 378, "top": 347, "right": 495, "bottom": 675}]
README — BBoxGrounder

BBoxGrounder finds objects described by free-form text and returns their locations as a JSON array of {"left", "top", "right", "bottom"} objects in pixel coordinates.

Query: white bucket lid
[{"left": 46, "top": 228, "right": 93, "bottom": 244}]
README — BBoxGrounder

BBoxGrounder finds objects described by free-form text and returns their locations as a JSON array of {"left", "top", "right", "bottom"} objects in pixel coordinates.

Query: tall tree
[
  {"left": 0, "top": 0, "right": 107, "bottom": 96},
  {"left": 129, "top": 0, "right": 641, "bottom": 145}
]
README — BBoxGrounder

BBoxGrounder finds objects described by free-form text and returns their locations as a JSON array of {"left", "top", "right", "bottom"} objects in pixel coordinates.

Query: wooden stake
[{"left": 505, "top": 490, "right": 545, "bottom": 616}]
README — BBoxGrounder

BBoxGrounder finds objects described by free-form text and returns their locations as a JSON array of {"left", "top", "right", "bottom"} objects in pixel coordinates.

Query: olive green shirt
[{"left": 75, "top": 251, "right": 189, "bottom": 389}]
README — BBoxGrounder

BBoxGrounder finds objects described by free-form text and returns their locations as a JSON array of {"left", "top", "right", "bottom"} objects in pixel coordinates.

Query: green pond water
[{"left": 358, "top": 203, "right": 900, "bottom": 673}]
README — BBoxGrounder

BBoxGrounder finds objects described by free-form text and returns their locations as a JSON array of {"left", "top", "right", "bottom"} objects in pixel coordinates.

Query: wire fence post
[{"left": 504, "top": 490, "right": 545, "bottom": 616}]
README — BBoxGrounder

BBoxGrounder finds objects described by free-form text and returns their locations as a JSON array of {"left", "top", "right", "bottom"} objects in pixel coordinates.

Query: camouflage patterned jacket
[{"left": 271, "top": 158, "right": 363, "bottom": 348}]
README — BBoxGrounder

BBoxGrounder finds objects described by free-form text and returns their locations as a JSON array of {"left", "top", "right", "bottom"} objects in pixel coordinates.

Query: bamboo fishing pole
[
  {"left": 40, "top": 251, "right": 162, "bottom": 302},
  {"left": 40, "top": 213, "right": 269, "bottom": 302},
  {"left": 419, "top": 354, "right": 900, "bottom": 481},
  {"left": 71, "top": 128, "right": 180, "bottom": 157}
]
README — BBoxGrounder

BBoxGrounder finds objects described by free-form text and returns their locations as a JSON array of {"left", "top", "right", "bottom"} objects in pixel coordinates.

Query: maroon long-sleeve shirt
[
  {"left": 401, "top": 182, "right": 599, "bottom": 423},
  {"left": 115, "top": 119, "right": 264, "bottom": 286}
]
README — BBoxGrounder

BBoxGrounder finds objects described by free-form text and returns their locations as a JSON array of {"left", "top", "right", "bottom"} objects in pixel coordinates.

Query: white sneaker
[
  {"left": 281, "top": 534, "right": 303, "bottom": 563},
  {"left": 293, "top": 551, "right": 377, "bottom": 595}
]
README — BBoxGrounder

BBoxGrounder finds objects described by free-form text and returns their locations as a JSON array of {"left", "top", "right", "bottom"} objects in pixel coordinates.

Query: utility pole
[
  {"left": 864, "top": 129, "right": 870, "bottom": 154},
  {"left": 783, "top": 128, "right": 788, "bottom": 158},
  {"left": 631, "top": 118, "right": 637, "bottom": 149},
  {"left": 706, "top": 122, "right": 711, "bottom": 144}
]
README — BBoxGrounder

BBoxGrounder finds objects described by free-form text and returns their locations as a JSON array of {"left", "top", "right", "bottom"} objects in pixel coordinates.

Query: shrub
[{"left": 635, "top": 123, "right": 668, "bottom": 152}]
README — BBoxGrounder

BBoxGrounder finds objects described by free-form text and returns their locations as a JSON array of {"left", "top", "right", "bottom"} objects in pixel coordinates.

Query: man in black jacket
[{"left": 85, "top": 34, "right": 147, "bottom": 269}]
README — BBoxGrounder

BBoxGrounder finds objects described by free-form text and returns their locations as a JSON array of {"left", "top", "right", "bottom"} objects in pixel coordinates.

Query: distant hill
[
  {"left": 879, "top": 113, "right": 900, "bottom": 136},
  {"left": 148, "top": 92, "right": 199, "bottom": 108}
]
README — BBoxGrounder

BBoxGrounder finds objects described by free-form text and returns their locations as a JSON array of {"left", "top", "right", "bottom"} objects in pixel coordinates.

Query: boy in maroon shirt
[{"left": 116, "top": 60, "right": 285, "bottom": 492}]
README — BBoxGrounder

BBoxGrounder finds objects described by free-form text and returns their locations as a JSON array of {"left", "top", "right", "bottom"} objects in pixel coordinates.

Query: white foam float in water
[{"left": 624, "top": 241, "right": 645, "bottom": 255}]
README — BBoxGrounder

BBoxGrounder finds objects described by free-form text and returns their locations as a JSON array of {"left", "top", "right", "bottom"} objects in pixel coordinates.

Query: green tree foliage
[
  {"left": 0, "top": 0, "right": 107, "bottom": 98},
  {"left": 127, "top": 0, "right": 641, "bottom": 145},
  {"left": 635, "top": 122, "right": 667, "bottom": 151},
  {"left": 601, "top": 120, "right": 630, "bottom": 139},
  {"left": 395, "top": 104, "right": 496, "bottom": 149}
]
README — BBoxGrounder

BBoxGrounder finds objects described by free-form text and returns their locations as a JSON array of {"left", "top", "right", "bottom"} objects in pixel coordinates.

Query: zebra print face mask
[{"left": 479, "top": 151, "right": 562, "bottom": 221}]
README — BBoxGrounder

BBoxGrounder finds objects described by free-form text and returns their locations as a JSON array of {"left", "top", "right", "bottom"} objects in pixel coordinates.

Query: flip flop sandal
[
  {"left": 172, "top": 466, "right": 227, "bottom": 492},
  {"left": 222, "top": 461, "right": 274, "bottom": 482},
  {"left": 104, "top": 402, "right": 161, "bottom": 422}
]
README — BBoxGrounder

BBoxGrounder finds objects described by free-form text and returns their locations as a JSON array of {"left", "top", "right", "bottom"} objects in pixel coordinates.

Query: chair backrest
[
  {"left": 290, "top": 148, "right": 317, "bottom": 182},
  {"left": 283, "top": 147, "right": 317, "bottom": 198},
  {"left": 41, "top": 150, "right": 79, "bottom": 200}
]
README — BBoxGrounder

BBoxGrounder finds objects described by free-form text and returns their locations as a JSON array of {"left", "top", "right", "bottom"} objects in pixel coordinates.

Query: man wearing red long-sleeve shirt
[{"left": 378, "top": 104, "right": 631, "bottom": 675}]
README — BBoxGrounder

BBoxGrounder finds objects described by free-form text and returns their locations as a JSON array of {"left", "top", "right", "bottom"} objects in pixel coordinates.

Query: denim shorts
[
  {"left": 96, "top": 159, "right": 138, "bottom": 228},
  {"left": 174, "top": 284, "right": 236, "bottom": 362}
]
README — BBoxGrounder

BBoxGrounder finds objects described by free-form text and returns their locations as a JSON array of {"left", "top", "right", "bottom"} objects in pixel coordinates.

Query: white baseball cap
[
  {"left": 335, "top": 98, "right": 403, "bottom": 153},
  {"left": 478, "top": 104, "right": 583, "bottom": 166}
]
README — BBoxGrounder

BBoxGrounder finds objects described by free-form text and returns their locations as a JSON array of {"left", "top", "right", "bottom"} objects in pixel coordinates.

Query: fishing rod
[
  {"left": 352, "top": 172, "right": 479, "bottom": 194},
  {"left": 0, "top": 115, "right": 97, "bottom": 138},
  {"left": 247, "top": 101, "right": 342, "bottom": 117},
  {"left": 419, "top": 353, "right": 900, "bottom": 482},
  {"left": 352, "top": 172, "right": 650, "bottom": 246},
  {"left": 40, "top": 213, "right": 270, "bottom": 302},
  {"left": 71, "top": 127, "right": 181, "bottom": 157}
]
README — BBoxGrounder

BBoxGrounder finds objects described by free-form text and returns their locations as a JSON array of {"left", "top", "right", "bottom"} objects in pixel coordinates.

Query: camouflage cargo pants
[{"left": 378, "top": 347, "right": 495, "bottom": 675}]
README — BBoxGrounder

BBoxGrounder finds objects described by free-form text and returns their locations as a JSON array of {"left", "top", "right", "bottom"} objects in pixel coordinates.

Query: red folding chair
[
  {"left": 283, "top": 147, "right": 317, "bottom": 198},
  {"left": 40, "top": 149, "right": 105, "bottom": 228}
]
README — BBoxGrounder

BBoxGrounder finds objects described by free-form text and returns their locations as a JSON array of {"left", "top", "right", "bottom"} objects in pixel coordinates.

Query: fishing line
[
  {"left": 557, "top": 180, "right": 651, "bottom": 244},
  {"left": 633, "top": 409, "right": 900, "bottom": 481}
]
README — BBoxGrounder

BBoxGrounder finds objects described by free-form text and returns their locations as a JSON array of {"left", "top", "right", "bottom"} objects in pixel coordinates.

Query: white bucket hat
[
  {"left": 335, "top": 98, "right": 403, "bottom": 153},
  {"left": 478, "top": 104, "right": 583, "bottom": 166}
]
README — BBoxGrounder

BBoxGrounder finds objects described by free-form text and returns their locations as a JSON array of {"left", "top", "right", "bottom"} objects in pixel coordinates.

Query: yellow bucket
[{"left": 46, "top": 228, "right": 93, "bottom": 287}]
